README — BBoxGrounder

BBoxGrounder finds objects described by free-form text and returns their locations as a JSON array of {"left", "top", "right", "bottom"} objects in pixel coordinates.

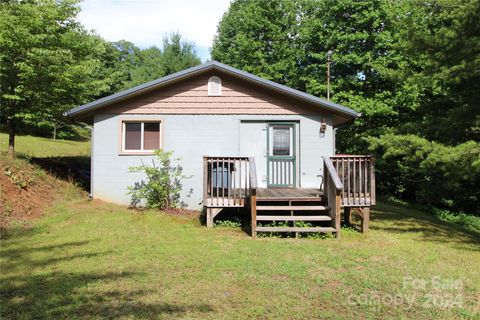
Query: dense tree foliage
[
  {"left": 212, "top": 0, "right": 403, "bottom": 149},
  {"left": 212, "top": 0, "right": 301, "bottom": 87},
  {"left": 101, "top": 33, "right": 201, "bottom": 94},
  {"left": 1, "top": 0, "right": 477, "bottom": 214},
  {"left": 0, "top": 0, "right": 201, "bottom": 148},
  {"left": 368, "top": 135, "right": 480, "bottom": 213},
  {"left": 212, "top": 0, "right": 480, "bottom": 214},
  {"left": 0, "top": 0, "right": 111, "bottom": 154}
]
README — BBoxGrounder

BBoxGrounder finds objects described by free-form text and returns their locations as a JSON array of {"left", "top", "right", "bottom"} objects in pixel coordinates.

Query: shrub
[
  {"left": 295, "top": 221, "right": 333, "bottom": 239},
  {"left": 367, "top": 134, "right": 480, "bottom": 215},
  {"left": 214, "top": 217, "right": 242, "bottom": 229},
  {"left": 128, "top": 150, "right": 191, "bottom": 210}
]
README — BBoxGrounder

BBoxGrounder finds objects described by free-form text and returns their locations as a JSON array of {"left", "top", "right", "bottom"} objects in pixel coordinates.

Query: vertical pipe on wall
[{"left": 89, "top": 125, "right": 94, "bottom": 200}]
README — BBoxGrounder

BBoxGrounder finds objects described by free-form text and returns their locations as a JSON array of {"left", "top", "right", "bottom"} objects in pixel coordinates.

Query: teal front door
[{"left": 267, "top": 123, "right": 296, "bottom": 187}]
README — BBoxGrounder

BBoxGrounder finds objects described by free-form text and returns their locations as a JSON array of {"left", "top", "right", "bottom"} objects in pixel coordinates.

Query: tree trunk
[
  {"left": 53, "top": 125, "right": 57, "bottom": 140},
  {"left": 8, "top": 119, "right": 15, "bottom": 158}
]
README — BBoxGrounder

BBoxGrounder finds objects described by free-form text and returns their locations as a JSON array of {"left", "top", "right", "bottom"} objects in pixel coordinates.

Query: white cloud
[{"left": 78, "top": 0, "right": 231, "bottom": 60}]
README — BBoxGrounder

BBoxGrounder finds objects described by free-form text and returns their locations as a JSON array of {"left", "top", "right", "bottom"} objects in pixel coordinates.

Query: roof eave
[
  {"left": 65, "top": 62, "right": 214, "bottom": 118},
  {"left": 65, "top": 61, "right": 359, "bottom": 120},
  {"left": 210, "top": 62, "right": 359, "bottom": 118}
]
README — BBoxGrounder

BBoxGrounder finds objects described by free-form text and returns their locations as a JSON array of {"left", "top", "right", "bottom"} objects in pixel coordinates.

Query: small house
[{"left": 66, "top": 61, "right": 375, "bottom": 238}]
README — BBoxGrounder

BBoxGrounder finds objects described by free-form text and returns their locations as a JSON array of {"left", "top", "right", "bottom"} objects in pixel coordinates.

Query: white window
[
  {"left": 208, "top": 76, "right": 222, "bottom": 96},
  {"left": 122, "top": 121, "right": 161, "bottom": 152},
  {"left": 269, "top": 125, "right": 293, "bottom": 157}
]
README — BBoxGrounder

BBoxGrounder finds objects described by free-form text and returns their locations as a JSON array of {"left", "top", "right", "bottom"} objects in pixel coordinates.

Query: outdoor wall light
[{"left": 320, "top": 117, "right": 327, "bottom": 134}]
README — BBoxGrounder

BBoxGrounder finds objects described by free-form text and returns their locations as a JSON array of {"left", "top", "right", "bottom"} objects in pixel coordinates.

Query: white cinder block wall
[{"left": 92, "top": 113, "right": 334, "bottom": 209}]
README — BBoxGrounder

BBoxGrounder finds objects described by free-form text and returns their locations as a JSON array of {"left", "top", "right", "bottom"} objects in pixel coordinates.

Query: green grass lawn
[
  {"left": 0, "top": 133, "right": 90, "bottom": 157},
  {"left": 1, "top": 196, "right": 479, "bottom": 319},
  {"left": 1, "top": 135, "right": 479, "bottom": 319}
]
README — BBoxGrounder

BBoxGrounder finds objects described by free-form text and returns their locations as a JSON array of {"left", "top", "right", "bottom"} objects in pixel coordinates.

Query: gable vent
[{"left": 208, "top": 76, "right": 222, "bottom": 96}]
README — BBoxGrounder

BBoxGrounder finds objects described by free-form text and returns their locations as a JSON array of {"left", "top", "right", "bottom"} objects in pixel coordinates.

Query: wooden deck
[
  {"left": 257, "top": 188, "right": 323, "bottom": 201},
  {"left": 203, "top": 155, "right": 375, "bottom": 237}
]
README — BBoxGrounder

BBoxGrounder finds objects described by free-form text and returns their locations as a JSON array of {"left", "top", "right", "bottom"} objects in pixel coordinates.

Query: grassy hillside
[
  {"left": 0, "top": 134, "right": 89, "bottom": 232},
  {"left": 1, "top": 135, "right": 479, "bottom": 319},
  {"left": 0, "top": 133, "right": 90, "bottom": 157}
]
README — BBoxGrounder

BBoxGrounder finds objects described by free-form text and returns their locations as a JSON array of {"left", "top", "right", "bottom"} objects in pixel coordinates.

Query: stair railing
[{"left": 323, "top": 156, "right": 343, "bottom": 238}]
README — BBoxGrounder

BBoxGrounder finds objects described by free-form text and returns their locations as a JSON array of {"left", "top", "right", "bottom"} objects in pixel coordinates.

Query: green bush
[
  {"left": 367, "top": 134, "right": 480, "bottom": 215},
  {"left": 128, "top": 150, "right": 191, "bottom": 210},
  {"left": 257, "top": 221, "right": 290, "bottom": 238},
  {"left": 430, "top": 207, "right": 480, "bottom": 234},
  {"left": 295, "top": 221, "right": 333, "bottom": 239},
  {"left": 214, "top": 217, "right": 242, "bottom": 229}
]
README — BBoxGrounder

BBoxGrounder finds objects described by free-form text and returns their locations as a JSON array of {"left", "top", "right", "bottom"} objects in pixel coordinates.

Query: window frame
[
  {"left": 120, "top": 120, "right": 162, "bottom": 155},
  {"left": 269, "top": 125, "right": 294, "bottom": 157},
  {"left": 208, "top": 76, "right": 222, "bottom": 96}
]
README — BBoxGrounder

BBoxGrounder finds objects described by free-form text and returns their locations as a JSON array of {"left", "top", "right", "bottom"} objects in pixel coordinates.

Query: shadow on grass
[
  {"left": 1, "top": 240, "right": 92, "bottom": 257},
  {"left": 1, "top": 240, "right": 214, "bottom": 319},
  {"left": 370, "top": 200, "right": 480, "bottom": 250},
  {"left": 28, "top": 155, "right": 91, "bottom": 191}
]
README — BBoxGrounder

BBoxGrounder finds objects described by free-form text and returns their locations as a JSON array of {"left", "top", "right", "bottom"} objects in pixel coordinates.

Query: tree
[
  {"left": 100, "top": 33, "right": 202, "bottom": 92},
  {"left": 211, "top": 0, "right": 480, "bottom": 214},
  {"left": 388, "top": 0, "right": 480, "bottom": 144},
  {"left": 212, "top": 0, "right": 410, "bottom": 153},
  {"left": 159, "top": 33, "right": 202, "bottom": 77},
  {"left": 212, "top": 0, "right": 478, "bottom": 149},
  {"left": 128, "top": 46, "right": 164, "bottom": 89},
  {"left": 367, "top": 134, "right": 480, "bottom": 214},
  {"left": 0, "top": 0, "right": 110, "bottom": 155},
  {"left": 211, "top": 0, "right": 301, "bottom": 88},
  {"left": 99, "top": 40, "right": 143, "bottom": 95}
]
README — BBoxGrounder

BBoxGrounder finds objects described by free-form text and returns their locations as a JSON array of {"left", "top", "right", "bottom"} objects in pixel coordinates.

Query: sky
[{"left": 78, "top": 0, "right": 232, "bottom": 61}]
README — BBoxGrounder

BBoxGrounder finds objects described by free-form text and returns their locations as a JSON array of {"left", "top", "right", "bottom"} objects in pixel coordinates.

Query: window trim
[
  {"left": 269, "top": 125, "right": 294, "bottom": 157},
  {"left": 119, "top": 119, "right": 162, "bottom": 155},
  {"left": 208, "top": 76, "right": 222, "bottom": 96}
]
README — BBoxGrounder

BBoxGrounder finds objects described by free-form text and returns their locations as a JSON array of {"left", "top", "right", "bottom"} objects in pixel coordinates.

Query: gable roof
[{"left": 65, "top": 61, "right": 360, "bottom": 125}]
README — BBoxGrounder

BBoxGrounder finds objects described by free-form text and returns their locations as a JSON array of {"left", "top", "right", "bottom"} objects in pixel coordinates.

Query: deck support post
[
  {"left": 323, "top": 157, "right": 343, "bottom": 239},
  {"left": 344, "top": 207, "right": 351, "bottom": 226},
  {"left": 352, "top": 207, "right": 370, "bottom": 233},
  {"left": 361, "top": 207, "right": 370, "bottom": 233},
  {"left": 250, "top": 190, "right": 257, "bottom": 239},
  {"left": 334, "top": 192, "right": 341, "bottom": 239},
  {"left": 206, "top": 208, "right": 222, "bottom": 228},
  {"left": 248, "top": 157, "right": 258, "bottom": 239},
  {"left": 206, "top": 208, "right": 213, "bottom": 228}
]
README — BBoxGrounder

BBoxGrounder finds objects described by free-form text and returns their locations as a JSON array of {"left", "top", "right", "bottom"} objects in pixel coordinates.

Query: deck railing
[
  {"left": 203, "top": 155, "right": 375, "bottom": 209},
  {"left": 203, "top": 156, "right": 252, "bottom": 207},
  {"left": 330, "top": 155, "right": 376, "bottom": 207},
  {"left": 323, "top": 157, "right": 343, "bottom": 238}
]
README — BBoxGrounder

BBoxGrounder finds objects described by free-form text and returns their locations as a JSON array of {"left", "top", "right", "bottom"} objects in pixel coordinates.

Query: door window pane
[
  {"left": 272, "top": 126, "right": 291, "bottom": 156},
  {"left": 125, "top": 122, "right": 141, "bottom": 150},
  {"left": 143, "top": 122, "right": 160, "bottom": 150}
]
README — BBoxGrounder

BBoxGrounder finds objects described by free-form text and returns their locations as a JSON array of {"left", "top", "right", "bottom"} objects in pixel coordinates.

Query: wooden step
[
  {"left": 256, "top": 215, "right": 332, "bottom": 221},
  {"left": 255, "top": 226, "right": 337, "bottom": 233},
  {"left": 256, "top": 197, "right": 325, "bottom": 202},
  {"left": 257, "top": 198, "right": 326, "bottom": 203},
  {"left": 256, "top": 205, "right": 328, "bottom": 211}
]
